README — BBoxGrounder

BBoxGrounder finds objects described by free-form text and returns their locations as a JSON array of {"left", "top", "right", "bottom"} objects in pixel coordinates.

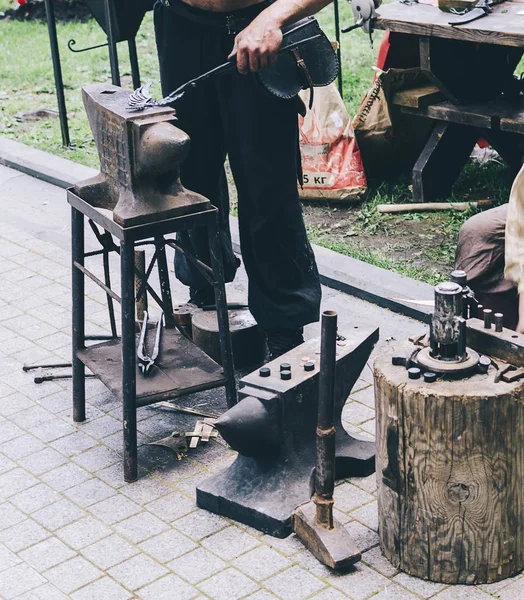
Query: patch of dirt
[
  {"left": 2, "top": 1, "right": 92, "bottom": 22},
  {"left": 301, "top": 201, "right": 456, "bottom": 277}
]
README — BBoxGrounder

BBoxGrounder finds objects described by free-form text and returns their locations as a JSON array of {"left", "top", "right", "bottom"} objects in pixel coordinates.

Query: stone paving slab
[{"left": 0, "top": 163, "right": 521, "bottom": 599}]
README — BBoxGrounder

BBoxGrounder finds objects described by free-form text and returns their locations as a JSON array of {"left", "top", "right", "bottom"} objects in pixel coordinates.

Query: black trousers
[{"left": 153, "top": 0, "right": 321, "bottom": 330}]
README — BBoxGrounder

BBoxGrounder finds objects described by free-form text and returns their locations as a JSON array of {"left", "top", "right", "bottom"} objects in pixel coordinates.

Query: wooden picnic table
[{"left": 373, "top": 0, "right": 524, "bottom": 202}]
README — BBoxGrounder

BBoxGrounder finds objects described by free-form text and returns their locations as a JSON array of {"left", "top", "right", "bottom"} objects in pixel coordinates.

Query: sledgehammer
[{"left": 293, "top": 310, "right": 361, "bottom": 570}]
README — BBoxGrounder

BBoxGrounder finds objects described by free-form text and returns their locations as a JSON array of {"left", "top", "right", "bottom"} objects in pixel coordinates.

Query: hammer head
[{"left": 293, "top": 501, "right": 361, "bottom": 570}]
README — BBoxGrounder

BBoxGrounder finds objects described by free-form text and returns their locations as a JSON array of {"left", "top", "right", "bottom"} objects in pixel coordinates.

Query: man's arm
[
  {"left": 232, "top": 0, "right": 334, "bottom": 74},
  {"left": 505, "top": 165, "right": 524, "bottom": 334}
]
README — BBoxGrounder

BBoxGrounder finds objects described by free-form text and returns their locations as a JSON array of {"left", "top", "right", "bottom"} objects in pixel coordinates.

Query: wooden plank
[
  {"left": 402, "top": 101, "right": 494, "bottom": 128},
  {"left": 392, "top": 85, "right": 444, "bottom": 108},
  {"left": 374, "top": 2, "right": 524, "bottom": 48}
]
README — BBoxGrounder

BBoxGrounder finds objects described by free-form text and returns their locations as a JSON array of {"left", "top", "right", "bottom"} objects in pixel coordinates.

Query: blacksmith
[
  {"left": 153, "top": 0, "right": 333, "bottom": 358},
  {"left": 455, "top": 167, "right": 524, "bottom": 334}
]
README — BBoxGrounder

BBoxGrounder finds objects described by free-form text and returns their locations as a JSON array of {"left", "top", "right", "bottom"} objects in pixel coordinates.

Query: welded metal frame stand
[
  {"left": 44, "top": 0, "right": 142, "bottom": 147},
  {"left": 69, "top": 191, "right": 236, "bottom": 483}
]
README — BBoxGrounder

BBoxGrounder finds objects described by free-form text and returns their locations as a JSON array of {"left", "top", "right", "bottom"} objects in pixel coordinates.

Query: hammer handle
[{"left": 315, "top": 311, "right": 338, "bottom": 505}]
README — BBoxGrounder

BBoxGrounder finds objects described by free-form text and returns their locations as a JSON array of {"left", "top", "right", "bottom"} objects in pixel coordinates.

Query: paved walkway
[{"left": 0, "top": 164, "right": 522, "bottom": 599}]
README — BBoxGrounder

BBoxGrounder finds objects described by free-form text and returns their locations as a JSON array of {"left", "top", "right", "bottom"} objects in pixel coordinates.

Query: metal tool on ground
[
  {"left": 293, "top": 311, "right": 361, "bottom": 570},
  {"left": 137, "top": 311, "right": 164, "bottom": 376},
  {"left": 148, "top": 418, "right": 218, "bottom": 458},
  {"left": 196, "top": 322, "right": 379, "bottom": 537}
]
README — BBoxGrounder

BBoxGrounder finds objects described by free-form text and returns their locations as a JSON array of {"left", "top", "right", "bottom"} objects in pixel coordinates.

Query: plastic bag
[{"left": 298, "top": 83, "right": 367, "bottom": 202}]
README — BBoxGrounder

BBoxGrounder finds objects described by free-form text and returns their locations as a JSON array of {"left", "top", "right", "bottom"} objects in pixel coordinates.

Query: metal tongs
[
  {"left": 128, "top": 19, "right": 323, "bottom": 111},
  {"left": 137, "top": 311, "right": 163, "bottom": 376}
]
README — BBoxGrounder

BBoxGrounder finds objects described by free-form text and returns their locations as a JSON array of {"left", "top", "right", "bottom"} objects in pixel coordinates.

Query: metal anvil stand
[{"left": 69, "top": 198, "right": 237, "bottom": 482}]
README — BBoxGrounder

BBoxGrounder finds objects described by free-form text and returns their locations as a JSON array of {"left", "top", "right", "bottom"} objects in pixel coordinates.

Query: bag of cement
[
  {"left": 352, "top": 67, "right": 433, "bottom": 178},
  {"left": 298, "top": 83, "right": 367, "bottom": 203}
]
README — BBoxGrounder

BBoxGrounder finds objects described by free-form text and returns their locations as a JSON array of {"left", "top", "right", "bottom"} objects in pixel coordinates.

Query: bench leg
[{"left": 412, "top": 121, "right": 478, "bottom": 203}]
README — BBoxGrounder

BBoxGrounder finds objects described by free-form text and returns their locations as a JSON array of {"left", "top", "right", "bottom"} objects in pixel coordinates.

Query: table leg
[
  {"left": 121, "top": 239, "right": 138, "bottom": 482},
  {"left": 72, "top": 207, "right": 85, "bottom": 422},
  {"left": 208, "top": 219, "right": 237, "bottom": 408},
  {"left": 412, "top": 121, "right": 478, "bottom": 203}
]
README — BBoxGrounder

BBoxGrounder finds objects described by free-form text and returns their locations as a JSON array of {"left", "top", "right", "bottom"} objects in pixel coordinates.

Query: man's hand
[{"left": 230, "top": 14, "right": 283, "bottom": 74}]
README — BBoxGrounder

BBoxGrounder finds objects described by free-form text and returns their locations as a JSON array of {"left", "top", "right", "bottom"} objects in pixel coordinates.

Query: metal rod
[
  {"left": 155, "top": 238, "right": 177, "bottom": 329},
  {"left": 104, "top": 0, "right": 121, "bottom": 86},
  {"left": 164, "top": 239, "right": 215, "bottom": 284},
  {"left": 128, "top": 37, "right": 141, "bottom": 90},
  {"left": 333, "top": 0, "right": 344, "bottom": 98},
  {"left": 44, "top": 0, "right": 70, "bottom": 146},
  {"left": 207, "top": 219, "right": 237, "bottom": 408},
  {"left": 121, "top": 239, "right": 138, "bottom": 482},
  {"left": 494, "top": 313, "right": 504, "bottom": 332},
  {"left": 483, "top": 308, "right": 493, "bottom": 329},
  {"left": 68, "top": 39, "right": 108, "bottom": 53},
  {"left": 35, "top": 374, "right": 96, "bottom": 384},
  {"left": 135, "top": 250, "right": 148, "bottom": 322},
  {"left": 71, "top": 208, "right": 86, "bottom": 422},
  {"left": 23, "top": 362, "right": 72, "bottom": 372},
  {"left": 73, "top": 262, "right": 121, "bottom": 304},
  {"left": 103, "top": 250, "right": 118, "bottom": 338},
  {"left": 135, "top": 248, "right": 158, "bottom": 309},
  {"left": 315, "top": 310, "right": 338, "bottom": 529}
]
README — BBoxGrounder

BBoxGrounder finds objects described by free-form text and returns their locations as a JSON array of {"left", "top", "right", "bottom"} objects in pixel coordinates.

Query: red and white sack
[{"left": 298, "top": 83, "right": 367, "bottom": 202}]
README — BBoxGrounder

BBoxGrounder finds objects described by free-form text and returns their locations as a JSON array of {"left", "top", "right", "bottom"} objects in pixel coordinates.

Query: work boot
[
  {"left": 188, "top": 287, "right": 215, "bottom": 308},
  {"left": 266, "top": 327, "right": 304, "bottom": 361}
]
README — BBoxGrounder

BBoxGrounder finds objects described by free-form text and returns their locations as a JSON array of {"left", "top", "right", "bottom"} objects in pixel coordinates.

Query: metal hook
[{"left": 68, "top": 39, "right": 109, "bottom": 53}]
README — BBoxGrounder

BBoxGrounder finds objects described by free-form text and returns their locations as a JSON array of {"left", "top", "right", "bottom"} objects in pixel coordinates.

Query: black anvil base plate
[
  {"left": 197, "top": 456, "right": 315, "bottom": 538},
  {"left": 197, "top": 434, "right": 375, "bottom": 538}
]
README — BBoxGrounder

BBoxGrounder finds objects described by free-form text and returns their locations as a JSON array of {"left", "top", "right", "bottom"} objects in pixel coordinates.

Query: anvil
[
  {"left": 197, "top": 325, "right": 379, "bottom": 537},
  {"left": 74, "top": 84, "right": 211, "bottom": 227}
]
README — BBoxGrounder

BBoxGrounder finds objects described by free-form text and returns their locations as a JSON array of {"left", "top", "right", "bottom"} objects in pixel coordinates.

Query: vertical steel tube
[
  {"left": 44, "top": 0, "right": 70, "bottom": 146},
  {"left": 121, "top": 239, "right": 138, "bottom": 482},
  {"left": 134, "top": 250, "right": 147, "bottom": 322},
  {"left": 333, "top": 0, "right": 343, "bottom": 99},
  {"left": 155, "top": 237, "right": 176, "bottom": 329},
  {"left": 207, "top": 218, "right": 237, "bottom": 408},
  {"left": 71, "top": 207, "right": 86, "bottom": 422},
  {"left": 128, "top": 38, "right": 141, "bottom": 90},
  {"left": 104, "top": 0, "right": 121, "bottom": 86},
  {"left": 315, "top": 310, "right": 338, "bottom": 529},
  {"left": 103, "top": 250, "right": 118, "bottom": 338}
]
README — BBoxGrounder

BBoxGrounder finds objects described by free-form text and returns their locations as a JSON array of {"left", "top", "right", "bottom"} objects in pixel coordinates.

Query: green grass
[{"left": 0, "top": 6, "right": 515, "bottom": 287}]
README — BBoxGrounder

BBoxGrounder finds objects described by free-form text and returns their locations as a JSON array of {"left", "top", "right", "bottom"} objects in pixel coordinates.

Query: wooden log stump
[{"left": 375, "top": 343, "right": 524, "bottom": 584}]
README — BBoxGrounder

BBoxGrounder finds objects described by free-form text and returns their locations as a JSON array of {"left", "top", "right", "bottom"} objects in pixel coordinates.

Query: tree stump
[{"left": 375, "top": 343, "right": 524, "bottom": 584}]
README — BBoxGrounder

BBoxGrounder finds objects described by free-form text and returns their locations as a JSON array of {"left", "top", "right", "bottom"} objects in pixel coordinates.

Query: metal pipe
[
  {"left": 121, "top": 239, "right": 138, "bottom": 482},
  {"left": 71, "top": 208, "right": 85, "bottom": 422},
  {"left": 333, "top": 0, "right": 343, "bottom": 98},
  {"left": 207, "top": 219, "right": 237, "bottom": 408},
  {"left": 128, "top": 37, "right": 141, "bottom": 90},
  {"left": 134, "top": 250, "right": 148, "bottom": 322},
  {"left": 315, "top": 310, "right": 338, "bottom": 529},
  {"left": 104, "top": 0, "right": 121, "bottom": 86},
  {"left": 44, "top": 0, "right": 70, "bottom": 146}
]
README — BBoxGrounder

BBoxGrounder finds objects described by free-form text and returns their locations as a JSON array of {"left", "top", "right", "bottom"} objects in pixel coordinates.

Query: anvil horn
[{"left": 215, "top": 396, "right": 281, "bottom": 459}]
